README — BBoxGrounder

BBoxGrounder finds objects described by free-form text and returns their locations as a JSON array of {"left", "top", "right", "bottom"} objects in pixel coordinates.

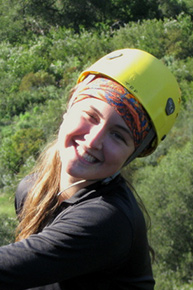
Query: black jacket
[{"left": 0, "top": 175, "right": 155, "bottom": 290}]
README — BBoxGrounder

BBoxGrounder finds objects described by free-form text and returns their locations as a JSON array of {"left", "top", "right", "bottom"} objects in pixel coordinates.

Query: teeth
[{"left": 77, "top": 146, "right": 97, "bottom": 163}]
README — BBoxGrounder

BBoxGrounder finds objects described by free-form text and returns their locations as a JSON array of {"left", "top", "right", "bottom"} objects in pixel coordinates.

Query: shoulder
[
  {"left": 52, "top": 177, "right": 139, "bottom": 246},
  {"left": 15, "top": 174, "right": 37, "bottom": 215},
  {"left": 100, "top": 176, "right": 148, "bottom": 242},
  {"left": 102, "top": 176, "right": 144, "bottom": 222}
]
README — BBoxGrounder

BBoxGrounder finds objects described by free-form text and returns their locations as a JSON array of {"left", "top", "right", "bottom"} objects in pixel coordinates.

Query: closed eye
[
  {"left": 113, "top": 125, "right": 133, "bottom": 145},
  {"left": 83, "top": 111, "right": 99, "bottom": 124},
  {"left": 111, "top": 131, "right": 127, "bottom": 144}
]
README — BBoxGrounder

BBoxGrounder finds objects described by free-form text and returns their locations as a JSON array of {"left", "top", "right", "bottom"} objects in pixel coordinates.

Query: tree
[
  {"left": 0, "top": 0, "right": 161, "bottom": 41},
  {"left": 109, "top": 0, "right": 159, "bottom": 22},
  {"left": 0, "top": 0, "right": 25, "bottom": 42},
  {"left": 158, "top": 0, "right": 189, "bottom": 18},
  {"left": 132, "top": 99, "right": 193, "bottom": 283}
]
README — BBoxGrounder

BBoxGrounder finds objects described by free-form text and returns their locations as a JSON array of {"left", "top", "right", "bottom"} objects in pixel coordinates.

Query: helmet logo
[
  {"left": 107, "top": 52, "right": 123, "bottom": 60},
  {"left": 166, "top": 98, "right": 175, "bottom": 115}
]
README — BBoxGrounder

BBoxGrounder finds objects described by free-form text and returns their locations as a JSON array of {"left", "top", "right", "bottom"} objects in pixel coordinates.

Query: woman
[{"left": 0, "top": 48, "right": 181, "bottom": 290}]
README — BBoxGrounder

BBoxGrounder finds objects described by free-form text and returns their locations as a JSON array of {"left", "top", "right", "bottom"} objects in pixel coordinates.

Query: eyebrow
[{"left": 90, "top": 105, "right": 104, "bottom": 117}]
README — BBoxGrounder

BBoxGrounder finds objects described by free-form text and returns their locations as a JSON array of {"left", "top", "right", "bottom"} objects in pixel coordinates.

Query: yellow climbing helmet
[{"left": 78, "top": 48, "right": 181, "bottom": 155}]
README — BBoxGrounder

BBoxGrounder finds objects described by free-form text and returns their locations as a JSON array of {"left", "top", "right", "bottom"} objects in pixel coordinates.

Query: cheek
[
  {"left": 104, "top": 141, "right": 134, "bottom": 169},
  {"left": 58, "top": 115, "right": 90, "bottom": 148},
  {"left": 104, "top": 146, "right": 126, "bottom": 166}
]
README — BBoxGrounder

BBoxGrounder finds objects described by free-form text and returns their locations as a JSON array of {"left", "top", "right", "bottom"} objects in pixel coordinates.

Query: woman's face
[{"left": 58, "top": 98, "right": 135, "bottom": 183}]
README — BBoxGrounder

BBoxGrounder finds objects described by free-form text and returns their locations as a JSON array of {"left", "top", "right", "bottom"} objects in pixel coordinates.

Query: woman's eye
[
  {"left": 112, "top": 131, "right": 127, "bottom": 144},
  {"left": 83, "top": 111, "right": 99, "bottom": 123}
]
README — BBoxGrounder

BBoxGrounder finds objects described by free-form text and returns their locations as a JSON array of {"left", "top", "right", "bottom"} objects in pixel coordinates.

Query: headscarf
[{"left": 71, "top": 76, "right": 152, "bottom": 148}]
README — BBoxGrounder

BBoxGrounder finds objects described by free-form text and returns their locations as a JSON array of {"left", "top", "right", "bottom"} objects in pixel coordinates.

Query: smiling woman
[
  {"left": 58, "top": 98, "right": 135, "bottom": 190},
  {"left": 0, "top": 48, "right": 181, "bottom": 290}
]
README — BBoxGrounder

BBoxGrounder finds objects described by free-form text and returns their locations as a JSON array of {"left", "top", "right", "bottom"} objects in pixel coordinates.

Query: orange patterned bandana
[{"left": 71, "top": 77, "right": 151, "bottom": 148}]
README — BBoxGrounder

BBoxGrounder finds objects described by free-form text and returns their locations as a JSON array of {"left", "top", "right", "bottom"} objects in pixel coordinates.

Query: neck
[{"left": 59, "top": 170, "right": 95, "bottom": 202}]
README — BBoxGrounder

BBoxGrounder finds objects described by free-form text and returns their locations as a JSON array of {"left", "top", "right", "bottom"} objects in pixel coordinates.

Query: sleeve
[{"left": 0, "top": 198, "right": 134, "bottom": 289}]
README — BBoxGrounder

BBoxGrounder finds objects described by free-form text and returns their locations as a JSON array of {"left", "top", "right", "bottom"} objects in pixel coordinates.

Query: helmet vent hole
[
  {"left": 166, "top": 98, "right": 175, "bottom": 115},
  {"left": 161, "top": 135, "right": 166, "bottom": 141}
]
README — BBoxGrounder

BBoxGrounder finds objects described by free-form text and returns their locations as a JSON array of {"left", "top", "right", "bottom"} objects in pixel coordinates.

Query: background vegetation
[{"left": 0, "top": 0, "right": 193, "bottom": 289}]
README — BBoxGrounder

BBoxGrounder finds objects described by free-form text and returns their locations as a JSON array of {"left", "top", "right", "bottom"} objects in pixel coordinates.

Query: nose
[{"left": 84, "top": 125, "right": 105, "bottom": 150}]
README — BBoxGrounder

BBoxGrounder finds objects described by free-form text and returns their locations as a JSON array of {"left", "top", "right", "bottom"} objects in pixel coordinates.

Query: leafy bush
[
  {"left": 163, "top": 14, "right": 193, "bottom": 59},
  {"left": 132, "top": 136, "right": 193, "bottom": 283},
  {"left": 0, "top": 84, "right": 66, "bottom": 120},
  {"left": 111, "top": 14, "right": 193, "bottom": 60},
  {"left": 110, "top": 19, "right": 166, "bottom": 58},
  {"left": 48, "top": 27, "right": 112, "bottom": 69},
  {"left": 125, "top": 98, "right": 193, "bottom": 285},
  {"left": 0, "top": 128, "right": 45, "bottom": 178},
  {"left": 0, "top": 215, "right": 16, "bottom": 245},
  {"left": 19, "top": 71, "right": 55, "bottom": 91},
  {"left": 154, "top": 263, "right": 193, "bottom": 290}
]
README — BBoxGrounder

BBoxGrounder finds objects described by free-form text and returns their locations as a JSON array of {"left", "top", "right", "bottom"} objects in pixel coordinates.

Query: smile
[{"left": 76, "top": 145, "right": 99, "bottom": 164}]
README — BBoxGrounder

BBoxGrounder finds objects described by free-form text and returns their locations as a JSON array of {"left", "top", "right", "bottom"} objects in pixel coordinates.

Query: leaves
[{"left": 130, "top": 100, "right": 193, "bottom": 284}]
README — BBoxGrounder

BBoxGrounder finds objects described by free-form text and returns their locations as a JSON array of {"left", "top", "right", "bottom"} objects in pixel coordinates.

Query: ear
[
  {"left": 58, "top": 113, "right": 67, "bottom": 133},
  {"left": 62, "top": 113, "right": 67, "bottom": 120}
]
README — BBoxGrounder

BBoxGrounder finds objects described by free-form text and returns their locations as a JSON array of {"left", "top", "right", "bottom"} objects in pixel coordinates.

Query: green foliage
[
  {"left": 0, "top": 0, "right": 160, "bottom": 40},
  {"left": 110, "top": 18, "right": 166, "bottom": 58},
  {"left": 0, "top": 1, "right": 25, "bottom": 43},
  {"left": 163, "top": 14, "right": 193, "bottom": 59},
  {"left": 0, "top": 185, "right": 17, "bottom": 246},
  {"left": 0, "top": 128, "right": 45, "bottom": 176},
  {"left": 158, "top": 0, "right": 187, "bottom": 18},
  {"left": 132, "top": 142, "right": 193, "bottom": 285},
  {"left": 130, "top": 101, "right": 193, "bottom": 284},
  {"left": 0, "top": 86, "right": 62, "bottom": 119},
  {"left": 110, "top": 14, "right": 193, "bottom": 59},
  {"left": 6, "top": 42, "right": 50, "bottom": 78},
  {"left": 48, "top": 27, "right": 112, "bottom": 68},
  {"left": 19, "top": 71, "right": 55, "bottom": 91},
  {"left": 1, "top": 0, "right": 192, "bottom": 44},
  {"left": 0, "top": 215, "right": 16, "bottom": 245},
  {"left": 125, "top": 98, "right": 193, "bottom": 286},
  {"left": 12, "top": 128, "right": 45, "bottom": 159},
  {"left": 154, "top": 263, "right": 193, "bottom": 290}
]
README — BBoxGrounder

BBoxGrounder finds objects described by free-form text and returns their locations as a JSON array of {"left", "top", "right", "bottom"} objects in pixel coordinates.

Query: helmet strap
[
  {"left": 101, "top": 171, "right": 121, "bottom": 185},
  {"left": 124, "top": 128, "right": 156, "bottom": 165}
]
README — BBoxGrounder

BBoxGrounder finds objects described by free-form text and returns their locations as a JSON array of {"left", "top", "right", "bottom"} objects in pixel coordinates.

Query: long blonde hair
[{"left": 16, "top": 139, "right": 62, "bottom": 241}]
